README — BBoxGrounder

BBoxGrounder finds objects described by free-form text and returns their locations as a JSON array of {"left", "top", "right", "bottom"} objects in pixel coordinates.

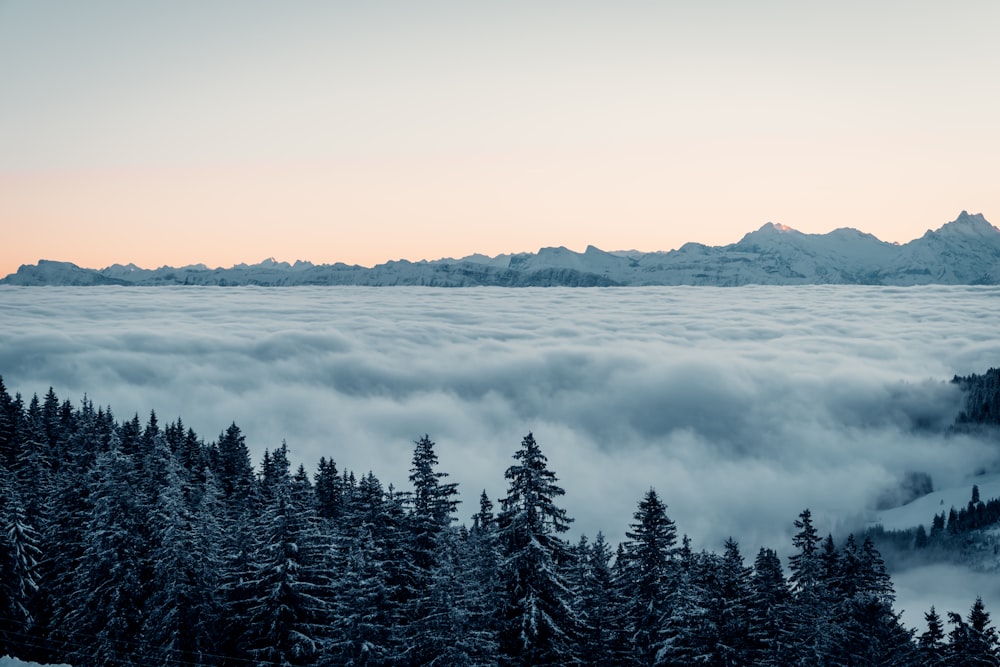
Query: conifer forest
[{"left": 2, "top": 378, "right": 1000, "bottom": 666}]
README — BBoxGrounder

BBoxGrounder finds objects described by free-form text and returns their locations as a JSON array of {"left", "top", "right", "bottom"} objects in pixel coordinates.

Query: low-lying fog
[{"left": 3, "top": 285, "right": 1000, "bottom": 622}]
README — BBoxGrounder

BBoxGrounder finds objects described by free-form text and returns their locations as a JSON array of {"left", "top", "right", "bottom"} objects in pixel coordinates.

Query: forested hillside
[
  {"left": 954, "top": 368, "right": 1000, "bottom": 428},
  {"left": 1, "top": 378, "right": 998, "bottom": 666}
]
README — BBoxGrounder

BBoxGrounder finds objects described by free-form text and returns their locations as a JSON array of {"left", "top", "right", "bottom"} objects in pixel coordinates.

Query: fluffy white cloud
[{"left": 2, "top": 286, "right": 999, "bottom": 571}]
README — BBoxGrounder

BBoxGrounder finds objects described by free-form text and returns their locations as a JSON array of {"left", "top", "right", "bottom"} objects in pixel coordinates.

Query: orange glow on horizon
[{"left": 3, "top": 153, "right": 995, "bottom": 279}]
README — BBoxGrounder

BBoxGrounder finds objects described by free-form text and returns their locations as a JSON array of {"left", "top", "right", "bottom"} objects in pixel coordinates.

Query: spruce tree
[
  {"left": 748, "top": 547, "right": 789, "bottom": 666},
  {"left": 621, "top": 487, "right": 677, "bottom": 665},
  {"left": 408, "top": 434, "right": 459, "bottom": 571},
  {"left": 576, "top": 532, "right": 621, "bottom": 666},
  {"left": 708, "top": 538, "right": 752, "bottom": 666},
  {"left": 783, "top": 508, "right": 835, "bottom": 665},
  {"left": 656, "top": 535, "right": 711, "bottom": 667},
  {"left": 919, "top": 606, "right": 945, "bottom": 665},
  {"left": 212, "top": 422, "right": 255, "bottom": 503},
  {"left": 63, "top": 441, "right": 150, "bottom": 666},
  {"left": 239, "top": 450, "right": 334, "bottom": 666},
  {"left": 946, "top": 598, "right": 999, "bottom": 666},
  {"left": 463, "top": 491, "right": 503, "bottom": 664},
  {"left": 314, "top": 456, "right": 343, "bottom": 521},
  {"left": 0, "top": 469, "right": 41, "bottom": 658},
  {"left": 838, "top": 536, "right": 915, "bottom": 665},
  {"left": 496, "top": 432, "right": 578, "bottom": 666},
  {"left": 404, "top": 434, "right": 460, "bottom": 665},
  {"left": 330, "top": 472, "right": 401, "bottom": 665},
  {"left": 141, "top": 443, "right": 224, "bottom": 665}
]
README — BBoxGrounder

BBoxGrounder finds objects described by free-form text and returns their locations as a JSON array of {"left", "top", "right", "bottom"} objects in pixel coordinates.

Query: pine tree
[
  {"left": 404, "top": 434, "right": 461, "bottom": 665},
  {"left": 63, "top": 442, "right": 150, "bottom": 666},
  {"left": 462, "top": 491, "right": 503, "bottom": 664},
  {"left": 915, "top": 524, "right": 929, "bottom": 549},
  {"left": 621, "top": 487, "right": 677, "bottom": 665},
  {"left": 0, "top": 469, "right": 41, "bottom": 658},
  {"left": 33, "top": 396, "right": 103, "bottom": 664},
  {"left": 575, "top": 532, "right": 621, "bottom": 666},
  {"left": 408, "top": 434, "right": 459, "bottom": 571},
  {"left": 314, "top": 456, "right": 343, "bottom": 521},
  {"left": 782, "top": 508, "right": 834, "bottom": 665},
  {"left": 946, "top": 597, "right": 999, "bottom": 666},
  {"left": 0, "top": 377, "right": 17, "bottom": 469},
  {"left": 330, "top": 472, "right": 402, "bottom": 665},
  {"left": 414, "top": 526, "right": 500, "bottom": 666},
  {"left": 141, "top": 443, "right": 224, "bottom": 665},
  {"left": 919, "top": 606, "right": 945, "bottom": 666},
  {"left": 472, "top": 490, "right": 495, "bottom": 533},
  {"left": 212, "top": 422, "right": 255, "bottom": 503},
  {"left": 837, "top": 535, "right": 915, "bottom": 665},
  {"left": 707, "top": 538, "right": 752, "bottom": 666},
  {"left": 747, "top": 547, "right": 789, "bottom": 666},
  {"left": 656, "top": 536, "right": 711, "bottom": 667},
  {"left": 239, "top": 450, "right": 334, "bottom": 666},
  {"left": 496, "top": 432, "right": 578, "bottom": 666}
]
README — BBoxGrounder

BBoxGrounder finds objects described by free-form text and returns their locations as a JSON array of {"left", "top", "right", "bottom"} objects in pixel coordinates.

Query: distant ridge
[{"left": 4, "top": 211, "right": 1000, "bottom": 287}]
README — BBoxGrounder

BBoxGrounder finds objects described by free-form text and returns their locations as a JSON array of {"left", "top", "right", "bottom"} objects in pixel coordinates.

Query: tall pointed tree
[
  {"left": 577, "top": 532, "right": 622, "bottom": 666},
  {"left": 141, "top": 442, "right": 224, "bottom": 665},
  {"left": 240, "top": 449, "right": 334, "bottom": 666},
  {"left": 497, "top": 432, "right": 578, "bottom": 666},
  {"left": 404, "top": 434, "right": 461, "bottom": 665},
  {"left": 0, "top": 469, "right": 41, "bottom": 658},
  {"left": 621, "top": 487, "right": 677, "bottom": 665},
  {"left": 946, "top": 597, "right": 999, "bottom": 666},
  {"left": 63, "top": 440, "right": 150, "bottom": 666},
  {"left": 783, "top": 508, "right": 834, "bottom": 665},
  {"left": 408, "top": 434, "right": 459, "bottom": 571},
  {"left": 918, "top": 606, "right": 945, "bottom": 665},
  {"left": 748, "top": 547, "right": 790, "bottom": 666}
]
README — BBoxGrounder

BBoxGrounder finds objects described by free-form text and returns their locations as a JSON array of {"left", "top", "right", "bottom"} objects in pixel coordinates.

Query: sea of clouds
[{"left": 2, "top": 285, "right": 1000, "bottom": 622}]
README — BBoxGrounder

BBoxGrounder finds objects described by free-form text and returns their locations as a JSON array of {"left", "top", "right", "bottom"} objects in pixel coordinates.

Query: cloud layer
[{"left": 2, "top": 286, "right": 999, "bottom": 569}]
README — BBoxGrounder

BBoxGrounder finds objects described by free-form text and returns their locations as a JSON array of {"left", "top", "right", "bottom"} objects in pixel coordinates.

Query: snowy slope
[
  {"left": 5, "top": 211, "right": 1000, "bottom": 287},
  {"left": 870, "top": 473, "right": 1000, "bottom": 532}
]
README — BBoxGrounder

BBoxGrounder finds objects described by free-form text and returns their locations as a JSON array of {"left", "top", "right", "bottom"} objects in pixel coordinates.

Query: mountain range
[{"left": 4, "top": 211, "right": 1000, "bottom": 287}]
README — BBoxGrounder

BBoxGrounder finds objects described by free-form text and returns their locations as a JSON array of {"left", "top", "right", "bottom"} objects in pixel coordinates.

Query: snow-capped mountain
[{"left": 4, "top": 211, "right": 1000, "bottom": 287}]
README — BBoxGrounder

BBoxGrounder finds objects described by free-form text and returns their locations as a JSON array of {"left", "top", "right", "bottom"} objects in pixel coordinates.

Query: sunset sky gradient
[{"left": 2, "top": 1, "right": 998, "bottom": 276}]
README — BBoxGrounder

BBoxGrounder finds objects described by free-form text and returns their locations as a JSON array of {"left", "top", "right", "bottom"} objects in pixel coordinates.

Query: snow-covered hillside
[
  {"left": 0, "top": 657, "right": 71, "bottom": 667},
  {"left": 4, "top": 211, "right": 1000, "bottom": 287},
  {"left": 870, "top": 473, "right": 1000, "bottom": 532}
]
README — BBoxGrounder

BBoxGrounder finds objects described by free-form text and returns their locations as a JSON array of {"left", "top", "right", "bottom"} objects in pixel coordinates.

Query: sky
[
  {"left": 4, "top": 285, "right": 1000, "bottom": 624},
  {"left": 2, "top": 1, "right": 999, "bottom": 277}
]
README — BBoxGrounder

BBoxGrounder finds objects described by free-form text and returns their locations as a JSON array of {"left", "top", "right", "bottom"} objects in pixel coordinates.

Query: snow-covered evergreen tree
[
  {"left": 918, "top": 606, "right": 946, "bottom": 666},
  {"left": 945, "top": 597, "right": 998, "bottom": 666},
  {"left": 496, "top": 432, "right": 578, "bottom": 666},
  {"left": 239, "top": 449, "right": 334, "bottom": 666},
  {"left": 747, "top": 547, "right": 790, "bottom": 666},
  {"left": 330, "top": 472, "right": 410, "bottom": 665},
  {"left": 782, "top": 508, "right": 837, "bottom": 665},
  {"left": 63, "top": 440, "right": 150, "bottom": 666},
  {"left": 621, "top": 487, "right": 677, "bottom": 665},
  {"left": 576, "top": 532, "right": 623, "bottom": 666},
  {"left": 0, "top": 470, "right": 41, "bottom": 657},
  {"left": 140, "top": 441, "right": 225, "bottom": 666}
]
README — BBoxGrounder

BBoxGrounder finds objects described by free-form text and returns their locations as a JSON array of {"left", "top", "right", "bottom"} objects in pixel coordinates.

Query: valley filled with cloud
[{"left": 2, "top": 285, "right": 999, "bottom": 571}]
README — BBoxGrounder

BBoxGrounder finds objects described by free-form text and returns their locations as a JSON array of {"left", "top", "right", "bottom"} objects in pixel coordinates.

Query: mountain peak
[
  {"left": 927, "top": 211, "right": 999, "bottom": 239},
  {"left": 763, "top": 222, "right": 796, "bottom": 233},
  {"left": 749, "top": 222, "right": 800, "bottom": 236},
  {"left": 736, "top": 221, "right": 801, "bottom": 246}
]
